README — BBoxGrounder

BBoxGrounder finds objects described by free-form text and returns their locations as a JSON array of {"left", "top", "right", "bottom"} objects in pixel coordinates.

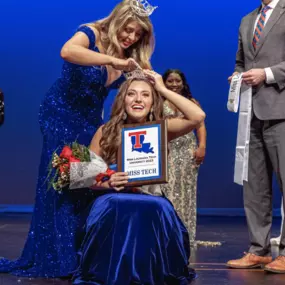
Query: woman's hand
[
  {"left": 107, "top": 172, "right": 129, "bottom": 191},
  {"left": 111, "top": 58, "right": 141, "bottom": 72},
  {"left": 194, "top": 147, "right": 206, "bottom": 166},
  {"left": 143, "top": 70, "right": 166, "bottom": 93}
]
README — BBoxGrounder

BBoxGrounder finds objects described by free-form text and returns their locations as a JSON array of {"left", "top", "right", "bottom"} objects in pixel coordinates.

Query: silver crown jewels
[
  {"left": 124, "top": 69, "right": 148, "bottom": 80},
  {"left": 130, "top": 0, "right": 158, "bottom": 17}
]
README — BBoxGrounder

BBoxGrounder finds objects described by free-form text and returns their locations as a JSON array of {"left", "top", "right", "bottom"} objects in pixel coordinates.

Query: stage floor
[{"left": 0, "top": 214, "right": 284, "bottom": 285}]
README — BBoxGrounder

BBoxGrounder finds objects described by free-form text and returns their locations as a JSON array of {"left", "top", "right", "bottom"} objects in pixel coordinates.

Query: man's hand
[
  {"left": 228, "top": 72, "right": 239, "bottom": 84},
  {"left": 242, "top": 69, "right": 266, "bottom": 86}
]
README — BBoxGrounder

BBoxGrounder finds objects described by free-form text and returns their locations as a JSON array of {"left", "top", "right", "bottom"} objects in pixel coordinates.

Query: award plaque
[{"left": 117, "top": 120, "right": 168, "bottom": 187}]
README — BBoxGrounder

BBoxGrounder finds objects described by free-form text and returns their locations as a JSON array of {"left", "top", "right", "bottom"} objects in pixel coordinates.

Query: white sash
[{"left": 227, "top": 74, "right": 252, "bottom": 185}]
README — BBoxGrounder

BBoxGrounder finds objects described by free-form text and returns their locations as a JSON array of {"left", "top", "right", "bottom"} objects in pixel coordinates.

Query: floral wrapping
[
  {"left": 69, "top": 151, "right": 108, "bottom": 189},
  {"left": 47, "top": 143, "right": 108, "bottom": 191}
]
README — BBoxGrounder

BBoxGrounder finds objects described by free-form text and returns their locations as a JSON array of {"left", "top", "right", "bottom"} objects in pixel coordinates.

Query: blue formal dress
[
  {"left": 0, "top": 26, "right": 125, "bottom": 277},
  {"left": 72, "top": 192, "right": 196, "bottom": 285}
]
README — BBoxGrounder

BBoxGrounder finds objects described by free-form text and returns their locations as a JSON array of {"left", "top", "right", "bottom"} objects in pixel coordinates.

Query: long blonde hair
[
  {"left": 87, "top": 0, "right": 154, "bottom": 69},
  {"left": 100, "top": 79, "right": 164, "bottom": 164}
]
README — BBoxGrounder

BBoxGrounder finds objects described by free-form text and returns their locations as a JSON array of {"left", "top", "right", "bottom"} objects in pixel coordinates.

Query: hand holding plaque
[{"left": 117, "top": 120, "right": 168, "bottom": 187}]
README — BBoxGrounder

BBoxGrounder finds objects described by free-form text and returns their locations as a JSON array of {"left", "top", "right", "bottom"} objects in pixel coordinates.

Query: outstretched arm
[{"left": 60, "top": 26, "right": 139, "bottom": 71}]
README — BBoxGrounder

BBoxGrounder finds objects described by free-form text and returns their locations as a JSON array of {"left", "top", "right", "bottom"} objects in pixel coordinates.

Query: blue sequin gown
[{"left": 0, "top": 26, "right": 125, "bottom": 278}]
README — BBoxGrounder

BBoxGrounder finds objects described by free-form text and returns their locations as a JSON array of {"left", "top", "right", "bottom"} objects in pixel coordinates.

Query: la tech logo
[{"left": 128, "top": 131, "right": 154, "bottom": 154}]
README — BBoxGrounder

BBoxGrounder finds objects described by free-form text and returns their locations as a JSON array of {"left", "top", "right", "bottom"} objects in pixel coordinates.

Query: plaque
[{"left": 117, "top": 120, "right": 168, "bottom": 186}]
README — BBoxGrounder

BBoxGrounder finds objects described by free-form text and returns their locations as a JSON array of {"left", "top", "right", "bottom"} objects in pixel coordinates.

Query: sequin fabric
[
  {"left": 161, "top": 103, "right": 198, "bottom": 244},
  {"left": 0, "top": 26, "right": 125, "bottom": 278}
]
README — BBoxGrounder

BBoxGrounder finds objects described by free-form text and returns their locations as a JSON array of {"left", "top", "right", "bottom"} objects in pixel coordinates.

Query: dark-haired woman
[{"left": 161, "top": 69, "right": 207, "bottom": 245}]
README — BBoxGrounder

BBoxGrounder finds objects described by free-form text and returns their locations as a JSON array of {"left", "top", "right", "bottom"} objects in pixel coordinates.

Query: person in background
[
  {"left": 227, "top": 0, "right": 285, "bottom": 273},
  {"left": 161, "top": 69, "right": 206, "bottom": 245}
]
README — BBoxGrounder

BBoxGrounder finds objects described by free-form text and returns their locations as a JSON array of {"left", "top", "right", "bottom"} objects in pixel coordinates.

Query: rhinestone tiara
[
  {"left": 124, "top": 69, "right": 149, "bottom": 80},
  {"left": 129, "top": 0, "right": 158, "bottom": 17}
]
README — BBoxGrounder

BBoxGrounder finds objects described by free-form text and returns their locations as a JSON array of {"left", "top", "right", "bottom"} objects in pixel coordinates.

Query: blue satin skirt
[{"left": 72, "top": 193, "right": 196, "bottom": 285}]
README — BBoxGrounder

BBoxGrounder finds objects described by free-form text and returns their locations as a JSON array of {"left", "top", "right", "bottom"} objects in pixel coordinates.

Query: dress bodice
[{"left": 39, "top": 26, "right": 125, "bottom": 143}]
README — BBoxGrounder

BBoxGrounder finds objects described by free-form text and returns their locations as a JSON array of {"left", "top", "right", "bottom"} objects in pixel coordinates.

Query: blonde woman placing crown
[
  {"left": 73, "top": 0, "right": 155, "bottom": 71},
  {"left": 0, "top": 0, "right": 155, "bottom": 279}
]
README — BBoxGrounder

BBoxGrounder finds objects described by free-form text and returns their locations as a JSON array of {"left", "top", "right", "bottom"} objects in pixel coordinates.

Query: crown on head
[
  {"left": 124, "top": 69, "right": 149, "bottom": 81},
  {"left": 130, "top": 0, "right": 158, "bottom": 17}
]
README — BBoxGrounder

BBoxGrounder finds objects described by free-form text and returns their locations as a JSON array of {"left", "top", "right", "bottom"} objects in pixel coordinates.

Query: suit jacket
[{"left": 235, "top": 0, "right": 285, "bottom": 120}]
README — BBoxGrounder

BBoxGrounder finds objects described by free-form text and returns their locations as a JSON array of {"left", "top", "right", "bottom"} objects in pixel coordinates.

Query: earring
[
  {"left": 123, "top": 112, "right": 127, "bottom": 120},
  {"left": 149, "top": 111, "right": 154, "bottom": 122}
]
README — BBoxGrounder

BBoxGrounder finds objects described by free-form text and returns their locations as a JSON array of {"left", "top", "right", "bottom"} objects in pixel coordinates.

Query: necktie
[{"left": 252, "top": 6, "right": 271, "bottom": 49}]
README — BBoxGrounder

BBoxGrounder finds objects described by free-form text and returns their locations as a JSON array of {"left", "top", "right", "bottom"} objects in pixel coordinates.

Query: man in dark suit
[{"left": 227, "top": 0, "right": 285, "bottom": 273}]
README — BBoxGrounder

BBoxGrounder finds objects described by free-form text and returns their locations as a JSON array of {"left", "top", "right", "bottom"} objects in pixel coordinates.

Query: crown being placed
[
  {"left": 124, "top": 69, "right": 149, "bottom": 81},
  {"left": 130, "top": 0, "right": 158, "bottom": 17}
]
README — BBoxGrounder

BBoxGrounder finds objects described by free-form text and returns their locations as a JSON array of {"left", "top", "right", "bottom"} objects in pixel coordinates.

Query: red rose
[
  {"left": 69, "top": 156, "right": 81, "bottom": 163},
  {"left": 60, "top": 146, "right": 73, "bottom": 159},
  {"left": 59, "top": 163, "right": 69, "bottom": 173}
]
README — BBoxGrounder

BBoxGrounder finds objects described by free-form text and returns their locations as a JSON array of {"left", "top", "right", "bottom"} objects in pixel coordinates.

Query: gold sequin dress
[{"left": 161, "top": 103, "right": 198, "bottom": 243}]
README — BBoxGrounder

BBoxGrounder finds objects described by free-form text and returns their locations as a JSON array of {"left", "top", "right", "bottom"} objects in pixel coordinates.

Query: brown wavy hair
[
  {"left": 87, "top": 0, "right": 155, "bottom": 69},
  {"left": 100, "top": 79, "right": 164, "bottom": 164}
]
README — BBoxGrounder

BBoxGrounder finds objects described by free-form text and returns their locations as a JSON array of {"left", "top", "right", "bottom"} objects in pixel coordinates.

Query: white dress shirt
[{"left": 253, "top": 0, "right": 280, "bottom": 83}]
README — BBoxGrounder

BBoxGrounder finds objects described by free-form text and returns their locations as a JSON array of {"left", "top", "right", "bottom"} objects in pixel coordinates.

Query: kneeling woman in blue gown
[
  {"left": 0, "top": 0, "right": 154, "bottom": 278},
  {"left": 72, "top": 70, "right": 205, "bottom": 284}
]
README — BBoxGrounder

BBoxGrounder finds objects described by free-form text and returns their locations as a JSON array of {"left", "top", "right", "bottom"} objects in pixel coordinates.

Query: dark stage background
[{"left": 0, "top": 0, "right": 281, "bottom": 213}]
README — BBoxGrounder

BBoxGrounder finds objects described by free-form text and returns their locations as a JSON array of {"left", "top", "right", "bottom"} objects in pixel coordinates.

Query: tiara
[
  {"left": 124, "top": 69, "right": 148, "bottom": 80},
  {"left": 130, "top": 0, "right": 158, "bottom": 17}
]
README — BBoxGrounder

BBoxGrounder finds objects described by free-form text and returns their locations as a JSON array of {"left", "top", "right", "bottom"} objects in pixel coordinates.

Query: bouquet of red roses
[{"left": 46, "top": 142, "right": 114, "bottom": 191}]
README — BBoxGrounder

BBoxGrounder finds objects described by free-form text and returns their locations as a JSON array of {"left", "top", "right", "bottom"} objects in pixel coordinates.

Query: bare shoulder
[
  {"left": 90, "top": 125, "right": 104, "bottom": 155},
  {"left": 95, "top": 125, "right": 104, "bottom": 139}
]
